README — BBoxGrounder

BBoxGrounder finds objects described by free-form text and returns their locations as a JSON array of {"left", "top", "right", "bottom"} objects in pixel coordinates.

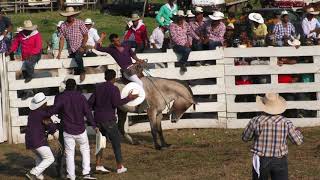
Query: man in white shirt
[
  {"left": 149, "top": 26, "right": 167, "bottom": 50},
  {"left": 85, "top": 18, "right": 101, "bottom": 56},
  {"left": 302, "top": 8, "right": 320, "bottom": 45}
]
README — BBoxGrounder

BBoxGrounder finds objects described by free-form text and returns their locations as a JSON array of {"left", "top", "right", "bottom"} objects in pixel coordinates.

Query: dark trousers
[
  {"left": 192, "top": 40, "right": 203, "bottom": 51},
  {"left": 98, "top": 121, "right": 123, "bottom": 163},
  {"left": 253, "top": 156, "right": 288, "bottom": 180},
  {"left": 69, "top": 50, "right": 85, "bottom": 75},
  {"left": 173, "top": 45, "right": 191, "bottom": 65},
  {"left": 22, "top": 54, "right": 41, "bottom": 79},
  {"left": 208, "top": 40, "right": 222, "bottom": 50}
]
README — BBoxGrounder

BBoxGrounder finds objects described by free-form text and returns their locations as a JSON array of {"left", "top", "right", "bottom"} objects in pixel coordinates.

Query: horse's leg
[
  {"left": 148, "top": 109, "right": 161, "bottom": 150},
  {"left": 117, "top": 109, "right": 134, "bottom": 144},
  {"left": 156, "top": 114, "right": 171, "bottom": 148}
]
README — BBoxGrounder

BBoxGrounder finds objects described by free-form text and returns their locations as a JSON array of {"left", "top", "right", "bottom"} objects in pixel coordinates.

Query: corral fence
[{"left": 1, "top": 46, "right": 320, "bottom": 144}]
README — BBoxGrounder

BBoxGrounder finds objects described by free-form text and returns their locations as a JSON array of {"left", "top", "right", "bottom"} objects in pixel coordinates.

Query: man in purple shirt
[
  {"left": 50, "top": 79, "right": 97, "bottom": 180},
  {"left": 96, "top": 33, "right": 145, "bottom": 87},
  {"left": 88, "top": 69, "right": 138, "bottom": 174},
  {"left": 25, "top": 92, "right": 57, "bottom": 180}
]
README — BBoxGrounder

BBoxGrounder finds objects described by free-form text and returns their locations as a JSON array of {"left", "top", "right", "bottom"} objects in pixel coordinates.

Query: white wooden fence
[{"left": 2, "top": 46, "right": 320, "bottom": 144}]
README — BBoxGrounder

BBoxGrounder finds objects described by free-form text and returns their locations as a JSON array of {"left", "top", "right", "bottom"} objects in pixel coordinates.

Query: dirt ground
[{"left": 0, "top": 128, "right": 319, "bottom": 180}]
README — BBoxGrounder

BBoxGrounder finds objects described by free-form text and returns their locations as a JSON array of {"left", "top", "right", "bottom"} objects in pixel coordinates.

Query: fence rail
[{"left": 2, "top": 46, "right": 320, "bottom": 144}]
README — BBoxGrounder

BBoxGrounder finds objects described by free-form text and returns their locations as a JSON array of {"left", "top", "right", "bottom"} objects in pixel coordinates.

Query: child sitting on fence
[{"left": 25, "top": 92, "right": 58, "bottom": 180}]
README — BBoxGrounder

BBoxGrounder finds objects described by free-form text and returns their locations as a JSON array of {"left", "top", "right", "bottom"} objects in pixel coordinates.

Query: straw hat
[
  {"left": 131, "top": 13, "right": 140, "bottom": 21},
  {"left": 195, "top": 7, "right": 203, "bottom": 13},
  {"left": 256, "top": 93, "right": 287, "bottom": 115},
  {"left": 29, "top": 92, "right": 48, "bottom": 110},
  {"left": 209, "top": 11, "right": 225, "bottom": 21},
  {"left": 15, "top": 27, "right": 23, "bottom": 34},
  {"left": 288, "top": 38, "right": 301, "bottom": 46},
  {"left": 22, "top": 20, "right": 37, "bottom": 31},
  {"left": 306, "top": 7, "right": 319, "bottom": 15},
  {"left": 186, "top": 10, "right": 195, "bottom": 18},
  {"left": 281, "top": 10, "right": 289, "bottom": 16},
  {"left": 56, "top": 21, "right": 64, "bottom": 27},
  {"left": 84, "top": 18, "right": 93, "bottom": 25},
  {"left": 59, "top": 7, "right": 81, "bottom": 17},
  {"left": 121, "top": 82, "right": 145, "bottom": 107},
  {"left": 249, "top": 13, "right": 264, "bottom": 24}
]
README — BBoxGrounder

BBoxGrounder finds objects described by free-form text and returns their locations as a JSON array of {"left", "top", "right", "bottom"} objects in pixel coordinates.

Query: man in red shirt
[
  {"left": 9, "top": 20, "right": 42, "bottom": 83},
  {"left": 123, "top": 14, "right": 149, "bottom": 53}
]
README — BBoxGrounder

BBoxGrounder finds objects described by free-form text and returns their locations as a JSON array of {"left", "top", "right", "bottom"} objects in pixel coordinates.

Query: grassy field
[{"left": 0, "top": 128, "right": 319, "bottom": 179}]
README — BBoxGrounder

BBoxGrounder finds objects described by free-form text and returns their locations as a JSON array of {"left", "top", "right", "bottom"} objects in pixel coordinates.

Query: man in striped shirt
[{"left": 242, "top": 93, "right": 303, "bottom": 180}]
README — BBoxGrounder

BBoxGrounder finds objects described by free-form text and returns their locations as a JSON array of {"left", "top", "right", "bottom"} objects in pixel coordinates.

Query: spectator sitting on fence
[
  {"left": 185, "top": 10, "right": 195, "bottom": 23},
  {"left": 49, "top": 21, "right": 68, "bottom": 59},
  {"left": 302, "top": 7, "right": 320, "bottom": 45},
  {"left": 123, "top": 14, "right": 149, "bottom": 53},
  {"left": 84, "top": 18, "right": 103, "bottom": 57},
  {"left": 204, "top": 11, "right": 226, "bottom": 50},
  {"left": 170, "top": 10, "right": 193, "bottom": 74},
  {"left": 8, "top": 20, "right": 42, "bottom": 83},
  {"left": 249, "top": 13, "right": 268, "bottom": 47},
  {"left": 88, "top": 69, "right": 138, "bottom": 174},
  {"left": 57, "top": 7, "right": 88, "bottom": 82},
  {"left": 273, "top": 11, "right": 296, "bottom": 47},
  {"left": 189, "top": 7, "right": 206, "bottom": 51},
  {"left": 25, "top": 92, "right": 58, "bottom": 180},
  {"left": 242, "top": 93, "right": 303, "bottom": 180},
  {"left": 149, "top": 25, "right": 167, "bottom": 50},
  {"left": 156, "top": 0, "right": 178, "bottom": 27}
]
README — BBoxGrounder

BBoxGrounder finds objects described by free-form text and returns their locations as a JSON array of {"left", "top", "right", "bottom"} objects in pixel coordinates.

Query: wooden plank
[{"left": 7, "top": 60, "right": 62, "bottom": 72}]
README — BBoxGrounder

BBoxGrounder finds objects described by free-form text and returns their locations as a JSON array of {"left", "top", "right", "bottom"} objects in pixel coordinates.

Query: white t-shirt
[
  {"left": 87, "top": 28, "right": 100, "bottom": 47},
  {"left": 149, "top": 27, "right": 164, "bottom": 49}
]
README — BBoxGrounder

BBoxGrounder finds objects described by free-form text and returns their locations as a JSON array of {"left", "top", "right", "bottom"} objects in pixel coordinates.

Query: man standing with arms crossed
[{"left": 57, "top": 7, "right": 88, "bottom": 82}]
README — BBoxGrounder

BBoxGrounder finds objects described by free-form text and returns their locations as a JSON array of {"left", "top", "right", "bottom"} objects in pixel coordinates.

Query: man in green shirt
[{"left": 156, "top": 0, "right": 178, "bottom": 27}]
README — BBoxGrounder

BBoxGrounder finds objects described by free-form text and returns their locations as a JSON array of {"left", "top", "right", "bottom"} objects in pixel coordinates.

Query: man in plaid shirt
[
  {"left": 273, "top": 11, "right": 296, "bottom": 47},
  {"left": 242, "top": 93, "right": 303, "bottom": 180},
  {"left": 57, "top": 7, "right": 88, "bottom": 82}
]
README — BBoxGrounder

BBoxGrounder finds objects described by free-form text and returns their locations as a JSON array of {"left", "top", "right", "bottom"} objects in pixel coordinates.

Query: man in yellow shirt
[{"left": 249, "top": 13, "right": 268, "bottom": 47}]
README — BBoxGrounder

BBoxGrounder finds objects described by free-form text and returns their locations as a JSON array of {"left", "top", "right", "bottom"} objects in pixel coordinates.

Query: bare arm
[{"left": 56, "top": 36, "right": 65, "bottom": 59}]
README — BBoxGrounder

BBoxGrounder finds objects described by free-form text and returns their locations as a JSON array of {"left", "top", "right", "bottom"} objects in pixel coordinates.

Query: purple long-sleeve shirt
[
  {"left": 25, "top": 108, "right": 57, "bottom": 149},
  {"left": 96, "top": 44, "right": 135, "bottom": 70},
  {"left": 49, "top": 90, "right": 96, "bottom": 135},
  {"left": 88, "top": 81, "right": 131, "bottom": 124}
]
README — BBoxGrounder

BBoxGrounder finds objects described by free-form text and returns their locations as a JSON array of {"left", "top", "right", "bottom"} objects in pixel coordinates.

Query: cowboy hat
[
  {"left": 249, "top": 13, "right": 264, "bottom": 24},
  {"left": 84, "top": 18, "right": 94, "bottom": 25},
  {"left": 56, "top": 21, "right": 64, "bottom": 27},
  {"left": 15, "top": 27, "right": 23, "bottom": 34},
  {"left": 29, "top": 92, "right": 48, "bottom": 110},
  {"left": 22, "top": 20, "right": 37, "bottom": 31},
  {"left": 131, "top": 13, "right": 140, "bottom": 21},
  {"left": 174, "top": 10, "right": 186, "bottom": 17},
  {"left": 195, "top": 6, "right": 203, "bottom": 13},
  {"left": 209, "top": 11, "right": 225, "bottom": 21},
  {"left": 59, "top": 7, "right": 81, "bottom": 17},
  {"left": 95, "top": 132, "right": 106, "bottom": 155},
  {"left": 281, "top": 10, "right": 289, "bottom": 16},
  {"left": 306, "top": 7, "right": 319, "bottom": 15},
  {"left": 121, "top": 82, "right": 145, "bottom": 107},
  {"left": 186, "top": 10, "right": 195, "bottom": 18},
  {"left": 288, "top": 38, "right": 301, "bottom": 46},
  {"left": 256, "top": 93, "right": 287, "bottom": 115}
]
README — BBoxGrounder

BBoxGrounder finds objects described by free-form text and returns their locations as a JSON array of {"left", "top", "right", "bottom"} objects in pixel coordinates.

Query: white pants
[
  {"left": 124, "top": 74, "right": 143, "bottom": 86},
  {"left": 64, "top": 130, "right": 91, "bottom": 180},
  {"left": 30, "top": 146, "right": 55, "bottom": 177}
]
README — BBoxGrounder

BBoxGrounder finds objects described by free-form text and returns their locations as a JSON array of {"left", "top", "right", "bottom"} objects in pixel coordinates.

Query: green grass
[{"left": 0, "top": 128, "right": 319, "bottom": 179}]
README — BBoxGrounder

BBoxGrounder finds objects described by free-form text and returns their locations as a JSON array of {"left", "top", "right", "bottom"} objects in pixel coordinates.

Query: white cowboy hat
[
  {"left": 29, "top": 92, "right": 48, "bottom": 110},
  {"left": 281, "top": 10, "right": 289, "bottom": 16},
  {"left": 249, "top": 13, "right": 264, "bottom": 24},
  {"left": 22, "top": 20, "right": 37, "bottom": 31},
  {"left": 56, "top": 21, "right": 64, "bottom": 27},
  {"left": 256, "top": 93, "right": 287, "bottom": 115},
  {"left": 131, "top": 13, "right": 140, "bottom": 21},
  {"left": 121, "top": 82, "right": 145, "bottom": 107},
  {"left": 306, "top": 7, "right": 319, "bottom": 15},
  {"left": 288, "top": 38, "right": 301, "bottom": 46},
  {"left": 195, "top": 6, "right": 203, "bottom": 13},
  {"left": 209, "top": 11, "right": 225, "bottom": 21},
  {"left": 84, "top": 18, "right": 94, "bottom": 25},
  {"left": 15, "top": 27, "right": 23, "bottom": 34},
  {"left": 186, "top": 10, "right": 195, "bottom": 18},
  {"left": 59, "top": 7, "right": 81, "bottom": 17},
  {"left": 175, "top": 10, "right": 186, "bottom": 17},
  {"left": 95, "top": 132, "right": 106, "bottom": 155}
]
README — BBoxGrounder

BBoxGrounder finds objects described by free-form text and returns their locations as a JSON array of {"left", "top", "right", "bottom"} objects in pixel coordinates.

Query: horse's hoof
[
  {"left": 155, "top": 145, "right": 162, "bottom": 150},
  {"left": 162, "top": 143, "right": 172, "bottom": 148}
]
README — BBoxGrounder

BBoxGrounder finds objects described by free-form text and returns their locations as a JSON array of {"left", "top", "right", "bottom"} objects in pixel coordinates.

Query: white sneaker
[
  {"left": 37, "top": 174, "right": 44, "bottom": 180},
  {"left": 96, "top": 166, "right": 110, "bottom": 173},
  {"left": 117, "top": 166, "right": 127, "bottom": 174},
  {"left": 82, "top": 174, "right": 97, "bottom": 179}
]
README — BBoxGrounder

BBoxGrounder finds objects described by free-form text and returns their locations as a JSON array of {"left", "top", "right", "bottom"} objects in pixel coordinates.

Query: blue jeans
[
  {"left": 208, "top": 40, "right": 222, "bottom": 50},
  {"left": 192, "top": 40, "right": 203, "bottom": 51},
  {"left": 22, "top": 54, "right": 41, "bottom": 79},
  {"left": 173, "top": 45, "right": 191, "bottom": 65},
  {"left": 69, "top": 50, "right": 85, "bottom": 75},
  {"left": 253, "top": 156, "right": 288, "bottom": 180}
]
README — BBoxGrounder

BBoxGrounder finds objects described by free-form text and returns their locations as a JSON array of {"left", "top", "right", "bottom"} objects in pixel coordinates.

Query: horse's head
[{"left": 170, "top": 98, "right": 197, "bottom": 123}]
